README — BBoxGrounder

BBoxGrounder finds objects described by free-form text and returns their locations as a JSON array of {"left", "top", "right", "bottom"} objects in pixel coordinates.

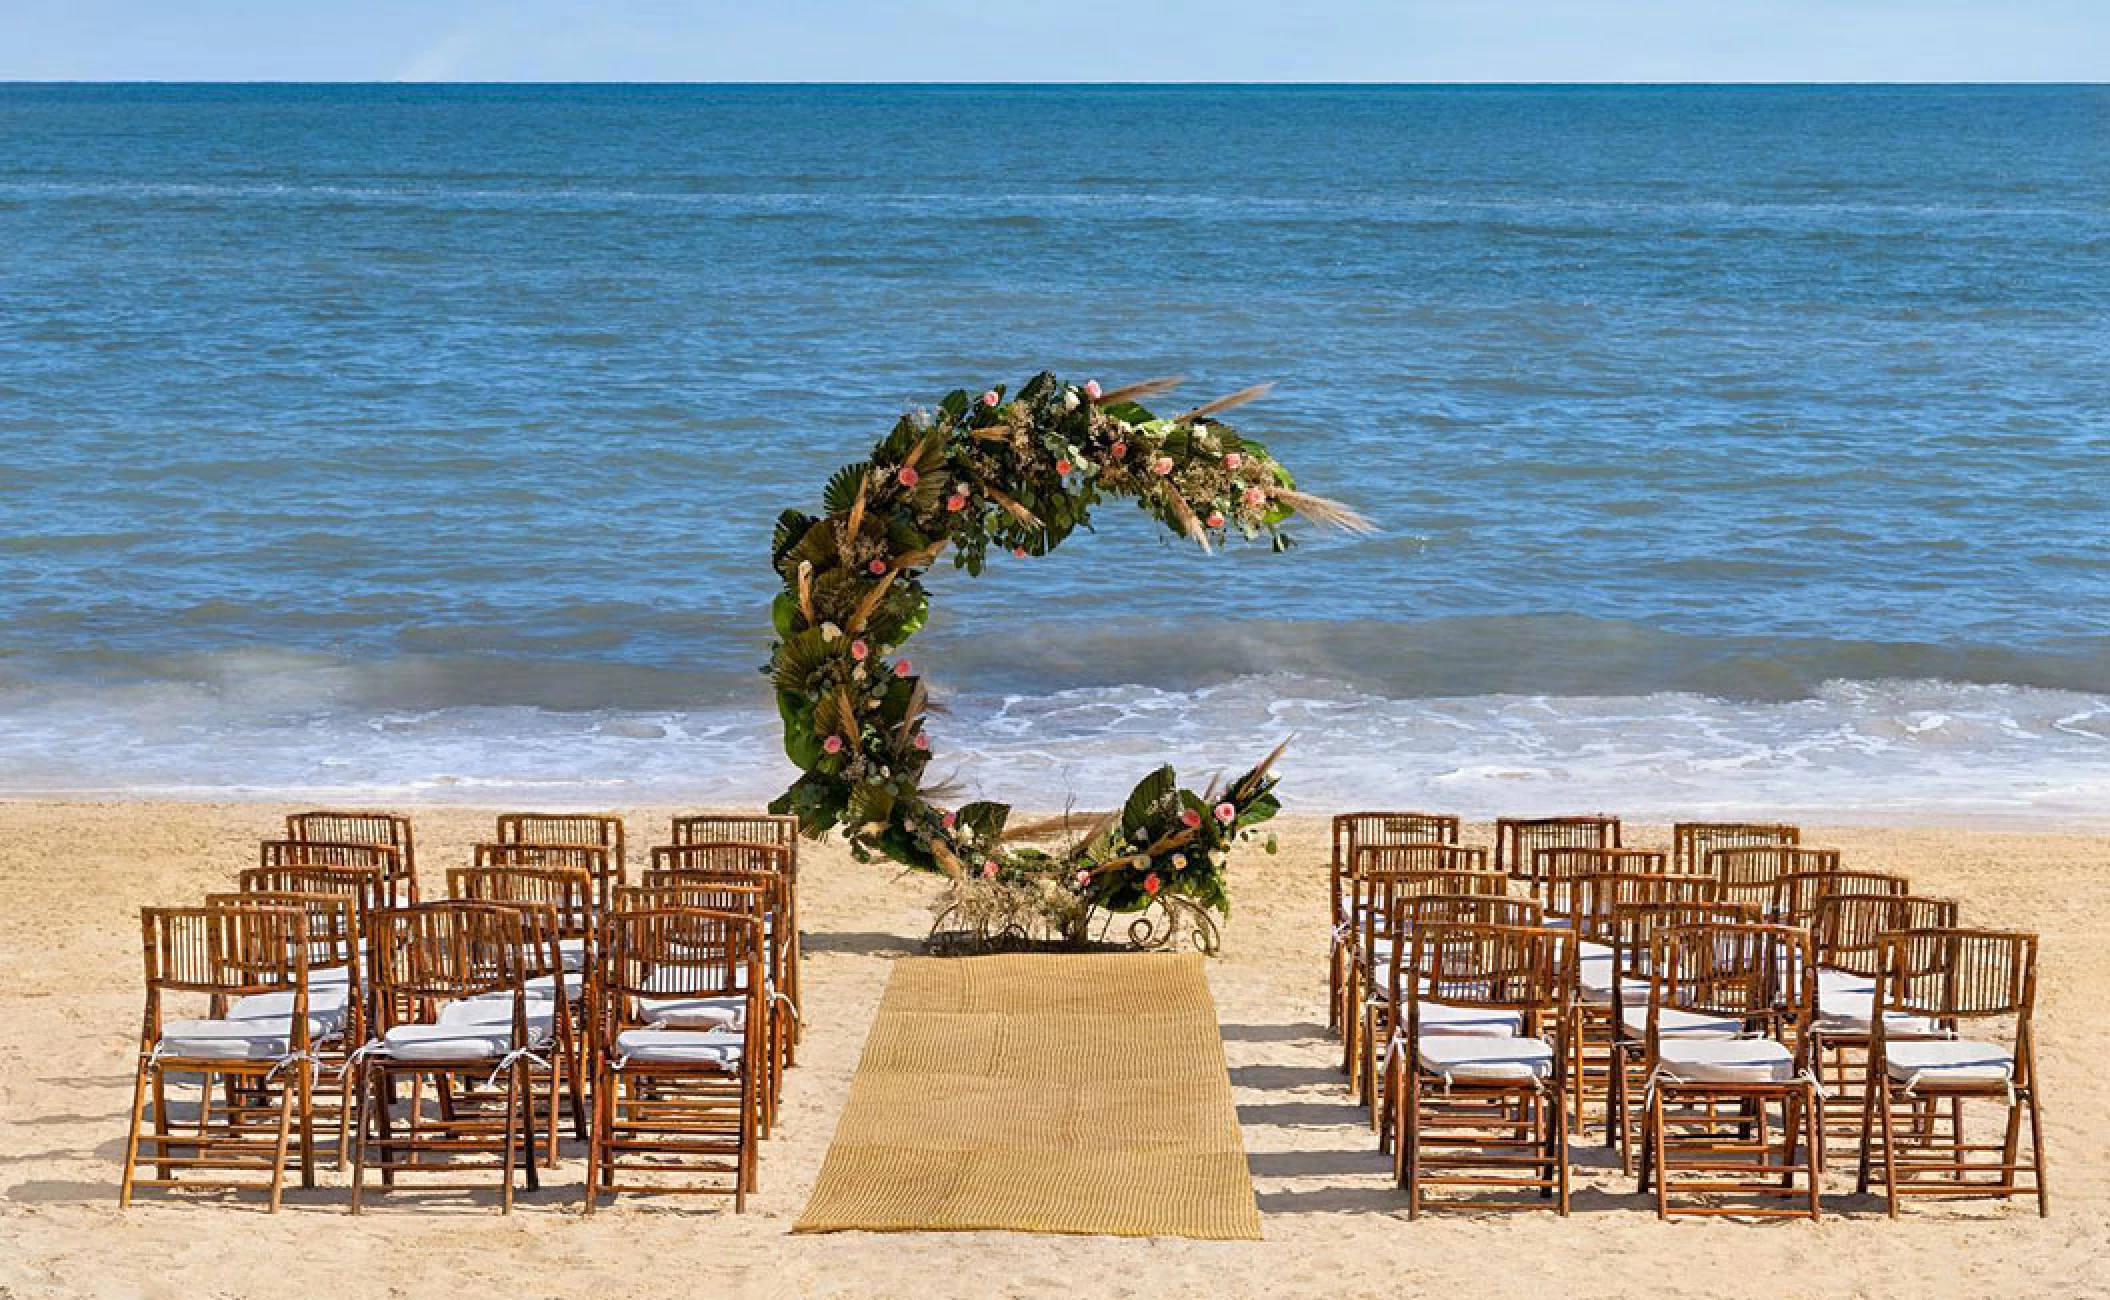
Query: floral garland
[{"left": 765, "top": 372, "right": 1369, "bottom": 921}]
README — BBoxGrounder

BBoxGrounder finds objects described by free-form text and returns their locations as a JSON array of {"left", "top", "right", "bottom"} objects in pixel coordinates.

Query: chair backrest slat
[
  {"left": 1673, "top": 821, "right": 1799, "bottom": 873},
  {"left": 1494, "top": 815, "right": 1620, "bottom": 885}
]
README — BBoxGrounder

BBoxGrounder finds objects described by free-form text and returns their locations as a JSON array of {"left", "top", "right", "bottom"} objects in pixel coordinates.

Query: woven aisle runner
[{"left": 793, "top": 952, "right": 1262, "bottom": 1239}]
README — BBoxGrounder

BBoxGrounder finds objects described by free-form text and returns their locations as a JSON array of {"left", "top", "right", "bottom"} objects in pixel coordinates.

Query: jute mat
[{"left": 793, "top": 952, "right": 1262, "bottom": 1239}]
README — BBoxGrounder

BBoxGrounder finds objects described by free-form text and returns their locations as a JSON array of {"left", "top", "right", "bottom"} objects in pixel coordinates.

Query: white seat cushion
[
  {"left": 157, "top": 1018, "right": 295, "bottom": 1061},
  {"left": 1416, "top": 1035, "right": 1554, "bottom": 1083},
  {"left": 1815, "top": 991, "right": 1938, "bottom": 1037},
  {"left": 1623, "top": 1005, "right": 1743, "bottom": 1040},
  {"left": 1656, "top": 1038, "right": 1795, "bottom": 1085},
  {"left": 226, "top": 987, "right": 350, "bottom": 1038},
  {"left": 1577, "top": 953, "right": 1616, "bottom": 1003},
  {"left": 1885, "top": 1039, "right": 2014, "bottom": 1088},
  {"left": 613, "top": 1028, "right": 744, "bottom": 1068},
  {"left": 311, "top": 964, "right": 354, "bottom": 987},
  {"left": 1818, "top": 967, "right": 1877, "bottom": 999},
  {"left": 1415, "top": 1001, "right": 1522, "bottom": 1038},
  {"left": 558, "top": 937, "right": 589, "bottom": 973},
  {"left": 436, "top": 1000, "right": 557, "bottom": 1031},
  {"left": 640, "top": 994, "right": 747, "bottom": 1031},
  {"left": 380, "top": 1016, "right": 552, "bottom": 1063},
  {"left": 1576, "top": 939, "right": 1612, "bottom": 961}
]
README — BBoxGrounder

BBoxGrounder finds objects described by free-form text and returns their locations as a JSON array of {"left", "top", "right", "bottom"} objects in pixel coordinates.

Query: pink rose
[
  {"left": 1083, "top": 380, "right": 1102, "bottom": 400},
  {"left": 981, "top": 861, "right": 999, "bottom": 879},
  {"left": 946, "top": 493, "right": 968, "bottom": 512},
  {"left": 1180, "top": 808, "right": 1202, "bottom": 829},
  {"left": 822, "top": 735, "right": 844, "bottom": 754},
  {"left": 1214, "top": 802, "right": 1236, "bottom": 825},
  {"left": 1223, "top": 453, "right": 1243, "bottom": 470},
  {"left": 1012, "top": 547, "right": 1027, "bottom": 559},
  {"left": 849, "top": 639, "right": 869, "bottom": 661},
  {"left": 897, "top": 466, "right": 920, "bottom": 487},
  {"left": 1074, "top": 869, "right": 1091, "bottom": 886},
  {"left": 1243, "top": 486, "right": 1267, "bottom": 508},
  {"left": 941, "top": 811, "right": 956, "bottom": 829},
  {"left": 980, "top": 390, "right": 999, "bottom": 408},
  {"left": 1151, "top": 456, "right": 1174, "bottom": 476},
  {"left": 1055, "top": 459, "right": 1073, "bottom": 476},
  {"left": 1109, "top": 441, "right": 1127, "bottom": 459},
  {"left": 913, "top": 732, "right": 930, "bottom": 751},
  {"left": 1205, "top": 511, "right": 1225, "bottom": 528},
  {"left": 894, "top": 658, "right": 912, "bottom": 677},
  {"left": 1144, "top": 873, "right": 1162, "bottom": 897}
]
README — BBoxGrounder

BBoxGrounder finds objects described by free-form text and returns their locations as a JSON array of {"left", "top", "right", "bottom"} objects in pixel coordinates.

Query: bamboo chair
[
  {"left": 119, "top": 903, "right": 318, "bottom": 1211},
  {"left": 1494, "top": 816, "right": 1620, "bottom": 899},
  {"left": 1774, "top": 865, "right": 1906, "bottom": 929},
  {"left": 1706, "top": 844, "right": 1839, "bottom": 914},
  {"left": 1637, "top": 922, "right": 1823, "bottom": 1220},
  {"left": 239, "top": 863, "right": 390, "bottom": 944},
  {"left": 1369, "top": 893, "right": 1544, "bottom": 1151},
  {"left": 1531, "top": 849, "right": 1670, "bottom": 1134},
  {"left": 260, "top": 840, "right": 409, "bottom": 909},
  {"left": 1395, "top": 922, "right": 1573, "bottom": 1216},
  {"left": 1857, "top": 929, "right": 2046, "bottom": 1217},
  {"left": 1809, "top": 894, "right": 1962, "bottom": 1144},
  {"left": 642, "top": 855, "right": 801, "bottom": 1074},
  {"left": 1328, "top": 813, "right": 1462, "bottom": 1035},
  {"left": 1673, "top": 821, "right": 1799, "bottom": 874},
  {"left": 349, "top": 902, "right": 556, "bottom": 1213},
  {"left": 285, "top": 811, "right": 417, "bottom": 902},
  {"left": 651, "top": 842, "right": 799, "bottom": 1032},
  {"left": 1602, "top": 899, "right": 1760, "bottom": 1173},
  {"left": 1340, "top": 847, "right": 1499, "bottom": 1082},
  {"left": 671, "top": 813, "right": 800, "bottom": 866},
  {"left": 585, "top": 907, "right": 766, "bottom": 1212},
  {"left": 473, "top": 840, "right": 622, "bottom": 916},
  {"left": 617, "top": 881, "right": 783, "bottom": 1131},
  {"left": 448, "top": 866, "right": 598, "bottom": 1152},
  {"left": 496, "top": 813, "right": 625, "bottom": 886},
  {"left": 204, "top": 890, "right": 364, "bottom": 1168}
]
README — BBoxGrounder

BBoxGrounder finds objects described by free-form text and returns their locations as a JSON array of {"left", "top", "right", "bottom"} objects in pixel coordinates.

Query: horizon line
[{"left": 3, "top": 78, "right": 2105, "bottom": 88}]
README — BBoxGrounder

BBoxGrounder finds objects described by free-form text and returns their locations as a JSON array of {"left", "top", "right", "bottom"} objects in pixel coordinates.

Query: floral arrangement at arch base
[{"left": 765, "top": 371, "right": 1371, "bottom": 946}]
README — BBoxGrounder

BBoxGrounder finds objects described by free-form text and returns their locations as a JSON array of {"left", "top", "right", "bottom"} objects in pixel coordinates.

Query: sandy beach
[{"left": 2, "top": 801, "right": 2105, "bottom": 1299}]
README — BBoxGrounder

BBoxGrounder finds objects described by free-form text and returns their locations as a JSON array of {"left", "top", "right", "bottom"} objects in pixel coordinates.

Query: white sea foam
[{"left": 1, "top": 672, "right": 2103, "bottom": 828}]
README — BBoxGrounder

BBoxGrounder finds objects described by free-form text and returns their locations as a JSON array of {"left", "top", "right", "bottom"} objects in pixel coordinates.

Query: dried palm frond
[
  {"left": 1176, "top": 383, "right": 1273, "bottom": 424},
  {"left": 847, "top": 566, "right": 899, "bottom": 633},
  {"left": 1002, "top": 810, "right": 1113, "bottom": 844},
  {"left": 830, "top": 688, "right": 862, "bottom": 753},
  {"left": 904, "top": 430, "right": 943, "bottom": 471},
  {"left": 1231, "top": 735, "right": 1294, "bottom": 801},
  {"left": 892, "top": 679, "right": 927, "bottom": 747},
  {"left": 796, "top": 560, "right": 816, "bottom": 625},
  {"left": 918, "top": 774, "right": 965, "bottom": 803},
  {"left": 897, "top": 538, "right": 949, "bottom": 570},
  {"left": 1162, "top": 485, "right": 1211, "bottom": 552},
  {"left": 929, "top": 839, "right": 967, "bottom": 879},
  {"left": 839, "top": 474, "right": 870, "bottom": 566},
  {"left": 983, "top": 486, "right": 1043, "bottom": 529},
  {"left": 1062, "top": 809, "right": 1121, "bottom": 860},
  {"left": 1096, "top": 376, "right": 1186, "bottom": 406},
  {"left": 1268, "top": 487, "right": 1377, "bottom": 534}
]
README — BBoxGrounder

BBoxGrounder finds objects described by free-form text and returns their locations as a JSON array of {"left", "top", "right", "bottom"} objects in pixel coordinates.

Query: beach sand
[{"left": 2, "top": 802, "right": 2105, "bottom": 1299}]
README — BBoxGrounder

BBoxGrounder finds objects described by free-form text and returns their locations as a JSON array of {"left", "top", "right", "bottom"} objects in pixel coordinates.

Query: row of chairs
[
  {"left": 1327, "top": 812, "right": 2049, "bottom": 1220},
  {"left": 118, "top": 810, "right": 804, "bottom": 1214}
]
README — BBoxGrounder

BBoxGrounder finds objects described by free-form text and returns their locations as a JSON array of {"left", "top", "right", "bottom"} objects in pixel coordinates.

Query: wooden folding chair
[
  {"left": 1809, "top": 893, "right": 1961, "bottom": 1142},
  {"left": 1774, "top": 865, "right": 1905, "bottom": 929},
  {"left": 1706, "top": 844, "right": 1839, "bottom": 913},
  {"left": 586, "top": 907, "right": 765, "bottom": 1212},
  {"left": 1369, "top": 893, "right": 1544, "bottom": 1153},
  {"left": 1494, "top": 815, "right": 1620, "bottom": 899},
  {"left": 651, "top": 842, "right": 799, "bottom": 1042},
  {"left": 1328, "top": 813, "right": 1461, "bottom": 1035},
  {"left": 1858, "top": 928, "right": 2047, "bottom": 1217},
  {"left": 1673, "top": 821, "right": 1799, "bottom": 874},
  {"left": 119, "top": 903, "right": 318, "bottom": 1211},
  {"left": 285, "top": 811, "right": 417, "bottom": 902},
  {"left": 349, "top": 902, "right": 556, "bottom": 1213},
  {"left": 1395, "top": 921, "right": 1573, "bottom": 1216},
  {"left": 261, "top": 839, "right": 410, "bottom": 908},
  {"left": 1638, "top": 922, "right": 1823, "bottom": 1220},
  {"left": 496, "top": 812, "right": 626, "bottom": 884},
  {"left": 1341, "top": 846, "right": 1498, "bottom": 1084}
]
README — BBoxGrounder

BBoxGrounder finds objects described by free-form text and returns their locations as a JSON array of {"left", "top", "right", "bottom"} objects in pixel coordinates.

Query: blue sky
[{"left": 4, "top": 0, "right": 2105, "bottom": 81}]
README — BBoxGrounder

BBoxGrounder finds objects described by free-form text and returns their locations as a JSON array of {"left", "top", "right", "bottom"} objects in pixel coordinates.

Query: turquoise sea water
[{"left": 1, "top": 85, "right": 2105, "bottom": 817}]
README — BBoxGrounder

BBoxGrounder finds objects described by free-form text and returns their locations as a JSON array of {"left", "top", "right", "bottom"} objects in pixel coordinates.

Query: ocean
[{"left": 2, "top": 84, "right": 2105, "bottom": 821}]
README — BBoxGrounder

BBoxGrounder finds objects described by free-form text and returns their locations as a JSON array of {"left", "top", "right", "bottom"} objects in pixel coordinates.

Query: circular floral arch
[{"left": 766, "top": 372, "right": 1368, "bottom": 926}]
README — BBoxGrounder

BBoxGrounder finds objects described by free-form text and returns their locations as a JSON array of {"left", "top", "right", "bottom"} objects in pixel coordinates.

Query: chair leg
[
  {"left": 296, "top": 1061, "right": 316, "bottom": 1190},
  {"left": 500, "top": 1067, "right": 519, "bottom": 1215},
  {"left": 1876, "top": 1073, "right": 1901, "bottom": 1219},
  {"left": 349, "top": 1069, "right": 372, "bottom": 1215},
  {"left": 1805, "top": 1086, "right": 1824, "bottom": 1219},
  {"left": 150, "top": 1069, "right": 173, "bottom": 1183},
  {"left": 118, "top": 1055, "right": 151, "bottom": 1208},
  {"left": 2026, "top": 1085, "right": 2050, "bottom": 1217},
  {"left": 267, "top": 1073, "right": 295, "bottom": 1214}
]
